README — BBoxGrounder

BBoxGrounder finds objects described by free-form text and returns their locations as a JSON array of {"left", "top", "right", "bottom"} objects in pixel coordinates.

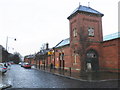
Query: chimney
[{"left": 46, "top": 43, "right": 49, "bottom": 50}]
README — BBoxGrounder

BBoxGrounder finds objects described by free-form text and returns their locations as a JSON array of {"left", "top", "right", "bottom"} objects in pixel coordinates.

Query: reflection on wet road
[{"left": 1, "top": 64, "right": 119, "bottom": 88}]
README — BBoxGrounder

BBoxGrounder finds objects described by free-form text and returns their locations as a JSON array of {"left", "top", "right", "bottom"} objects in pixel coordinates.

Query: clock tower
[{"left": 67, "top": 5, "right": 104, "bottom": 71}]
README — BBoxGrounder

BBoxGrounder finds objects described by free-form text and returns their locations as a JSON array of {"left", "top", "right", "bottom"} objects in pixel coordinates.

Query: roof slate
[
  {"left": 68, "top": 5, "right": 104, "bottom": 19},
  {"left": 55, "top": 38, "right": 70, "bottom": 48},
  {"left": 36, "top": 49, "right": 50, "bottom": 55},
  {"left": 103, "top": 32, "right": 120, "bottom": 41}
]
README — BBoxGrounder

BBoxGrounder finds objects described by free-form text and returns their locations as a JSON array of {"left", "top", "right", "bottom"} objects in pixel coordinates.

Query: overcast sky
[{"left": 0, "top": 0, "right": 119, "bottom": 56}]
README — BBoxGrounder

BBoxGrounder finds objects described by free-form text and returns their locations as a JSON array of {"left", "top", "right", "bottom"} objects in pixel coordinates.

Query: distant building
[
  {"left": 24, "top": 54, "right": 35, "bottom": 64},
  {"left": 0, "top": 45, "right": 9, "bottom": 63},
  {"left": 0, "top": 45, "right": 2, "bottom": 63}
]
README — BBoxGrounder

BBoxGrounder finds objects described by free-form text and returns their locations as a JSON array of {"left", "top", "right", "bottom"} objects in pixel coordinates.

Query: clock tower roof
[{"left": 67, "top": 5, "right": 104, "bottom": 19}]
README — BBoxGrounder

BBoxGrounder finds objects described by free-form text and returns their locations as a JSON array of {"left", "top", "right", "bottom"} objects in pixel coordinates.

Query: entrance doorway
[{"left": 86, "top": 49, "right": 99, "bottom": 72}]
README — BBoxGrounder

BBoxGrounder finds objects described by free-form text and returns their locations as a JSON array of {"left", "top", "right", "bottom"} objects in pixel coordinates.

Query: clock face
[{"left": 88, "top": 27, "right": 94, "bottom": 36}]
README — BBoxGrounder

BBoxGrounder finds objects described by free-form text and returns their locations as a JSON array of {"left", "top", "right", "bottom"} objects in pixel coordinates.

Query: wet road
[{"left": 1, "top": 64, "right": 119, "bottom": 88}]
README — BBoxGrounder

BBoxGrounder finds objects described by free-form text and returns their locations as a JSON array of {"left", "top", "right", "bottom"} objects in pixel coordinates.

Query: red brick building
[
  {"left": 24, "top": 5, "right": 119, "bottom": 73},
  {"left": 53, "top": 5, "right": 119, "bottom": 72}
]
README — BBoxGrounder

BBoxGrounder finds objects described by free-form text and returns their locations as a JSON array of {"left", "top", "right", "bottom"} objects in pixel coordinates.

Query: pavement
[
  {"left": 0, "top": 73, "right": 12, "bottom": 89},
  {"left": 0, "top": 84, "right": 12, "bottom": 89},
  {"left": 33, "top": 65, "right": 119, "bottom": 82}
]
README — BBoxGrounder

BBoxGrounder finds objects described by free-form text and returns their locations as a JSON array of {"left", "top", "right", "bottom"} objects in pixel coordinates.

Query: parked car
[
  {"left": 0, "top": 63, "right": 7, "bottom": 74},
  {"left": 6, "top": 62, "right": 11, "bottom": 70},
  {"left": 21, "top": 62, "right": 32, "bottom": 68},
  {"left": 21, "top": 62, "right": 25, "bottom": 67},
  {"left": 9, "top": 61, "right": 14, "bottom": 64},
  {"left": 7, "top": 62, "right": 11, "bottom": 66},
  {"left": 19, "top": 62, "right": 22, "bottom": 65}
]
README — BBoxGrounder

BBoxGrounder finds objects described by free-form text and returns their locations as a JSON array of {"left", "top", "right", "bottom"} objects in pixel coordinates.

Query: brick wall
[
  {"left": 54, "top": 45, "right": 71, "bottom": 70},
  {"left": 100, "top": 38, "right": 119, "bottom": 72}
]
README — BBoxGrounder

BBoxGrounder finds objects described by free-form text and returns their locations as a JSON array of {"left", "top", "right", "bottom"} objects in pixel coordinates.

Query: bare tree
[{"left": 40, "top": 43, "right": 46, "bottom": 50}]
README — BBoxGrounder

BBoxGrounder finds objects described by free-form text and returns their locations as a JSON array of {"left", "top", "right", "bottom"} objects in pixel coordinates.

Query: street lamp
[{"left": 6, "top": 36, "right": 16, "bottom": 51}]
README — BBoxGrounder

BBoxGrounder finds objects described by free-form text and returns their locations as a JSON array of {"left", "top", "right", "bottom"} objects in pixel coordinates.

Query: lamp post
[
  {"left": 5, "top": 36, "right": 16, "bottom": 62},
  {"left": 6, "top": 36, "right": 16, "bottom": 51}
]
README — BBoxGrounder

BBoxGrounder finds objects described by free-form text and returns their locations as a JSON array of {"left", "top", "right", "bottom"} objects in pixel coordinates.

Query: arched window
[{"left": 73, "top": 28, "right": 77, "bottom": 37}]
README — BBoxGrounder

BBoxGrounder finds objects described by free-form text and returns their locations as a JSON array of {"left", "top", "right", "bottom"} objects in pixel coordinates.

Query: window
[
  {"left": 88, "top": 27, "right": 94, "bottom": 36},
  {"left": 60, "top": 53, "right": 64, "bottom": 60},
  {"left": 74, "top": 54, "right": 77, "bottom": 64},
  {"left": 73, "top": 28, "right": 77, "bottom": 37}
]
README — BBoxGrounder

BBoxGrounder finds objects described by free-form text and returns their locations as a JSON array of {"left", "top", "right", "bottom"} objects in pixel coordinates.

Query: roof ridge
[
  {"left": 63, "top": 38, "right": 69, "bottom": 40},
  {"left": 55, "top": 38, "right": 70, "bottom": 48},
  {"left": 54, "top": 40, "right": 64, "bottom": 47},
  {"left": 68, "top": 5, "right": 104, "bottom": 19}
]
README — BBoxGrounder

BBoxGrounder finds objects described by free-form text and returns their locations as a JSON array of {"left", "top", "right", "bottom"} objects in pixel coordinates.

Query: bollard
[
  {"left": 41, "top": 65, "right": 42, "bottom": 70},
  {"left": 44, "top": 65, "right": 45, "bottom": 70},
  {"left": 50, "top": 67, "right": 51, "bottom": 72},
  {"left": 63, "top": 67, "right": 64, "bottom": 75},
  {"left": 69, "top": 67, "right": 71, "bottom": 76},
  {"left": 39, "top": 64, "right": 40, "bottom": 69}
]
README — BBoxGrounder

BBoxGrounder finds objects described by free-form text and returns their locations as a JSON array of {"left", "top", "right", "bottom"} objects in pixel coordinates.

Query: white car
[
  {"left": 0, "top": 63, "right": 7, "bottom": 74},
  {"left": 19, "top": 62, "right": 22, "bottom": 65}
]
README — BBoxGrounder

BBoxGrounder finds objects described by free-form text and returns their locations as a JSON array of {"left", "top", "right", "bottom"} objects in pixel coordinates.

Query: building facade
[
  {"left": 0, "top": 45, "right": 2, "bottom": 63},
  {"left": 24, "top": 5, "right": 120, "bottom": 73},
  {"left": 0, "top": 45, "right": 9, "bottom": 63},
  {"left": 53, "top": 5, "right": 119, "bottom": 72}
]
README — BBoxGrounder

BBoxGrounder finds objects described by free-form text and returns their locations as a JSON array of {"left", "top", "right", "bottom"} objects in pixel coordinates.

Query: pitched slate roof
[
  {"left": 55, "top": 38, "right": 70, "bottom": 48},
  {"left": 36, "top": 49, "right": 50, "bottom": 55},
  {"left": 68, "top": 5, "right": 104, "bottom": 19},
  {"left": 103, "top": 32, "right": 120, "bottom": 41},
  {"left": 26, "top": 54, "right": 35, "bottom": 59}
]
